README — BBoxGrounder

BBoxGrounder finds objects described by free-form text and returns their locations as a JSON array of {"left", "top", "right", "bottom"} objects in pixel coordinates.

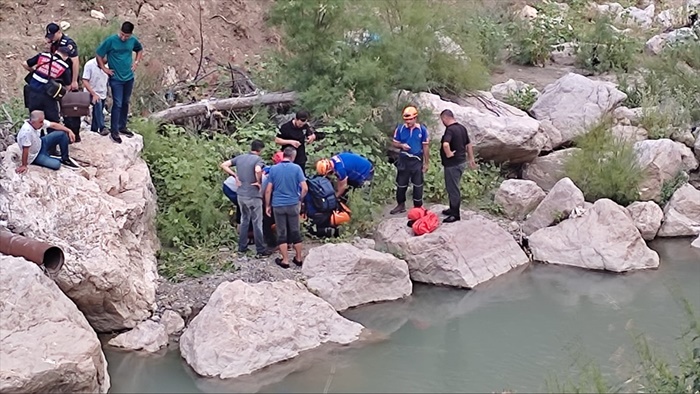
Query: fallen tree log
[{"left": 149, "top": 91, "right": 298, "bottom": 122}]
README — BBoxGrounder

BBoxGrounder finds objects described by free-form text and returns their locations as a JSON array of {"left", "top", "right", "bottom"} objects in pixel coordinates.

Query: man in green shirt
[{"left": 96, "top": 21, "right": 144, "bottom": 144}]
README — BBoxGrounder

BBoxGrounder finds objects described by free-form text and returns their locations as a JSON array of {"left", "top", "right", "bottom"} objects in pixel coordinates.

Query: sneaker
[
  {"left": 119, "top": 129, "right": 135, "bottom": 138},
  {"left": 99, "top": 128, "right": 110, "bottom": 136},
  {"left": 110, "top": 132, "right": 122, "bottom": 144},
  {"left": 256, "top": 249, "right": 273, "bottom": 258},
  {"left": 389, "top": 204, "right": 406, "bottom": 215},
  {"left": 61, "top": 158, "right": 80, "bottom": 170}
]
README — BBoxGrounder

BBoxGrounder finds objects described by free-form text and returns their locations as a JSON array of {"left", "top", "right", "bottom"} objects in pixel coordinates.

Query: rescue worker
[
  {"left": 22, "top": 47, "right": 73, "bottom": 130},
  {"left": 389, "top": 106, "right": 430, "bottom": 214},
  {"left": 45, "top": 22, "right": 82, "bottom": 142},
  {"left": 315, "top": 152, "right": 374, "bottom": 201}
]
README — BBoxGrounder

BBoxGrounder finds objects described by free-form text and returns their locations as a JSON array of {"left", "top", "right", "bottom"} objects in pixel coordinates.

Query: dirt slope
[{"left": 0, "top": 0, "right": 278, "bottom": 102}]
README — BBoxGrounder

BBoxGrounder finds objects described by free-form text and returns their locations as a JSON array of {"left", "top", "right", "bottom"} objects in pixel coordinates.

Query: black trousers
[
  {"left": 64, "top": 116, "right": 81, "bottom": 138},
  {"left": 28, "top": 89, "right": 60, "bottom": 124},
  {"left": 395, "top": 155, "right": 423, "bottom": 207},
  {"left": 444, "top": 163, "right": 466, "bottom": 218}
]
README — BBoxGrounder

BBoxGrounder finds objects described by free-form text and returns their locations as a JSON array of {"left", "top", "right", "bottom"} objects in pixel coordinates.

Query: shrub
[
  {"left": 504, "top": 87, "right": 539, "bottom": 111},
  {"left": 660, "top": 171, "right": 689, "bottom": 207},
  {"left": 575, "top": 16, "right": 641, "bottom": 73},
  {"left": 508, "top": 11, "right": 575, "bottom": 66},
  {"left": 564, "top": 119, "right": 644, "bottom": 205},
  {"left": 71, "top": 20, "right": 120, "bottom": 72}
]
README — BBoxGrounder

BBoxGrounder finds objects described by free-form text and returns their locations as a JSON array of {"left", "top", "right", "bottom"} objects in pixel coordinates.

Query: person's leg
[
  {"left": 108, "top": 79, "right": 124, "bottom": 141},
  {"left": 30, "top": 152, "right": 61, "bottom": 170},
  {"left": 238, "top": 197, "right": 253, "bottom": 252},
  {"left": 444, "top": 164, "right": 465, "bottom": 219},
  {"left": 91, "top": 99, "right": 104, "bottom": 132},
  {"left": 250, "top": 198, "right": 267, "bottom": 254},
  {"left": 392, "top": 158, "right": 410, "bottom": 214},
  {"left": 119, "top": 78, "right": 135, "bottom": 135},
  {"left": 289, "top": 204, "right": 304, "bottom": 265},
  {"left": 263, "top": 208, "right": 277, "bottom": 248},
  {"left": 41, "top": 131, "right": 70, "bottom": 162},
  {"left": 64, "top": 117, "right": 81, "bottom": 143},
  {"left": 410, "top": 160, "right": 424, "bottom": 208},
  {"left": 273, "top": 207, "right": 290, "bottom": 266}
]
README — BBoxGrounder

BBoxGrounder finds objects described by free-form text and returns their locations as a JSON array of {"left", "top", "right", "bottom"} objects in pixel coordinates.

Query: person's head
[
  {"left": 29, "top": 110, "right": 45, "bottom": 129},
  {"left": 55, "top": 46, "right": 70, "bottom": 60},
  {"left": 440, "top": 109, "right": 455, "bottom": 127},
  {"left": 316, "top": 158, "right": 334, "bottom": 176},
  {"left": 118, "top": 22, "right": 135, "bottom": 42},
  {"left": 283, "top": 146, "right": 297, "bottom": 161},
  {"left": 402, "top": 106, "right": 418, "bottom": 127},
  {"left": 293, "top": 110, "right": 310, "bottom": 128},
  {"left": 272, "top": 151, "right": 284, "bottom": 164},
  {"left": 250, "top": 139, "right": 264, "bottom": 153},
  {"left": 45, "top": 23, "right": 62, "bottom": 43}
]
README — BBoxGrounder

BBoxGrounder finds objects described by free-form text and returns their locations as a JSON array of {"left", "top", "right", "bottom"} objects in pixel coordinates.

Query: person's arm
[
  {"left": 254, "top": 164, "right": 263, "bottom": 185},
  {"left": 16, "top": 147, "right": 30, "bottom": 174},
  {"left": 220, "top": 159, "right": 239, "bottom": 185},
  {"left": 421, "top": 126, "right": 430, "bottom": 172},
  {"left": 300, "top": 180, "right": 308, "bottom": 201},
  {"left": 132, "top": 38, "right": 144, "bottom": 71},
  {"left": 467, "top": 143, "right": 477, "bottom": 169},
  {"left": 82, "top": 78, "right": 100, "bottom": 103},
  {"left": 60, "top": 68, "right": 73, "bottom": 87},
  {"left": 23, "top": 54, "right": 40, "bottom": 72},
  {"left": 442, "top": 128, "right": 454, "bottom": 158},
  {"left": 336, "top": 178, "right": 348, "bottom": 197},
  {"left": 48, "top": 121, "right": 75, "bottom": 142},
  {"left": 96, "top": 39, "right": 114, "bottom": 76},
  {"left": 70, "top": 56, "right": 80, "bottom": 88},
  {"left": 305, "top": 125, "right": 316, "bottom": 143},
  {"left": 392, "top": 126, "right": 410, "bottom": 151},
  {"left": 264, "top": 182, "right": 273, "bottom": 216}
]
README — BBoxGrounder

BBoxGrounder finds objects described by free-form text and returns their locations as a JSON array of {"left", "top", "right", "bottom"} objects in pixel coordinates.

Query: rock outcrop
[
  {"left": 529, "top": 199, "right": 660, "bottom": 272},
  {"left": 522, "top": 178, "right": 586, "bottom": 236},
  {"left": 108, "top": 320, "right": 168, "bottom": 353},
  {"left": 412, "top": 91, "right": 546, "bottom": 164},
  {"left": 179, "top": 280, "right": 364, "bottom": 379},
  {"left": 0, "top": 133, "right": 159, "bottom": 332},
  {"left": 303, "top": 243, "right": 412, "bottom": 311},
  {"left": 611, "top": 125, "right": 648, "bottom": 142},
  {"left": 522, "top": 148, "right": 580, "bottom": 191},
  {"left": 375, "top": 207, "right": 529, "bottom": 289},
  {"left": 489, "top": 79, "right": 540, "bottom": 102},
  {"left": 626, "top": 201, "right": 664, "bottom": 241},
  {"left": 645, "top": 27, "right": 698, "bottom": 55},
  {"left": 161, "top": 310, "right": 185, "bottom": 335},
  {"left": 494, "top": 179, "right": 546, "bottom": 220},
  {"left": 0, "top": 256, "right": 110, "bottom": 393},
  {"left": 530, "top": 73, "right": 627, "bottom": 148},
  {"left": 657, "top": 184, "right": 700, "bottom": 237},
  {"left": 635, "top": 139, "right": 699, "bottom": 202}
]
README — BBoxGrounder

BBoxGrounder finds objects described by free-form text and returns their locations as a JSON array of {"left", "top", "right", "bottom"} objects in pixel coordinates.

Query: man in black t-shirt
[
  {"left": 439, "top": 109, "right": 477, "bottom": 223},
  {"left": 274, "top": 110, "right": 316, "bottom": 173}
]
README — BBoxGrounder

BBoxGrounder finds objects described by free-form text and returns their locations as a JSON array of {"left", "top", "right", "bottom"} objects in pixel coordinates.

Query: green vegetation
[
  {"left": 71, "top": 20, "right": 120, "bottom": 72},
  {"left": 660, "top": 171, "right": 689, "bottom": 207},
  {"left": 504, "top": 87, "right": 539, "bottom": 112},
  {"left": 564, "top": 119, "right": 644, "bottom": 206},
  {"left": 575, "top": 16, "right": 642, "bottom": 74}
]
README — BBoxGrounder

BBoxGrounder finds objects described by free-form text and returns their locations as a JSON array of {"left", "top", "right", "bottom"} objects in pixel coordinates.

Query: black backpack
[{"left": 307, "top": 176, "right": 338, "bottom": 213}]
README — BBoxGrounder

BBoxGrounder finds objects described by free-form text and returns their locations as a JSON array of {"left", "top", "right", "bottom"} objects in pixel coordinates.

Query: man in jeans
[
  {"left": 96, "top": 21, "right": 144, "bottom": 144},
  {"left": 439, "top": 109, "right": 477, "bottom": 223},
  {"left": 82, "top": 57, "right": 109, "bottom": 136},
  {"left": 15, "top": 110, "right": 78, "bottom": 173},
  {"left": 265, "top": 147, "right": 308, "bottom": 268},
  {"left": 220, "top": 140, "right": 270, "bottom": 256}
]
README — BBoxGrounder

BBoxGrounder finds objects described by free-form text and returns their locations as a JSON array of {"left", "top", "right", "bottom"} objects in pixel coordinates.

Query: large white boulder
[
  {"left": 303, "top": 243, "right": 412, "bottom": 311},
  {"left": 375, "top": 207, "right": 529, "bottom": 289},
  {"left": 179, "top": 280, "right": 364, "bottom": 379},
  {"left": 0, "top": 256, "right": 110, "bottom": 393},
  {"left": 657, "top": 184, "right": 700, "bottom": 237},
  {"left": 530, "top": 73, "right": 627, "bottom": 148},
  {"left": 411, "top": 91, "right": 546, "bottom": 164},
  {"left": 635, "top": 139, "right": 699, "bottom": 202},
  {"left": 617, "top": 4, "right": 655, "bottom": 28},
  {"left": 611, "top": 125, "right": 648, "bottom": 142},
  {"left": 522, "top": 148, "right": 581, "bottom": 191},
  {"left": 494, "top": 179, "right": 546, "bottom": 220},
  {"left": 0, "top": 133, "right": 159, "bottom": 332},
  {"left": 645, "top": 28, "right": 698, "bottom": 56},
  {"left": 529, "top": 199, "right": 660, "bottom": 272},
  {"left": 108, "top": 320, "right": 168, "bottom": 353},
  {"left": 626, "top": 201, "right": 664, "bottom": 240},
  {"left": 489, "top": 79, "right": 540, "bottom": 103},
  {"left": 522, "top": 177, "right": 586, "bottom": 236}
]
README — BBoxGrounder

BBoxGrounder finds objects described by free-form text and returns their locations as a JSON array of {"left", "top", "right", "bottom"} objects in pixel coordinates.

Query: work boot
[
  {"left": 390, "top": 203, "right": 406, "bottom": 215},
  {"left": 110, "top": 132, "right": 122, "bottom": 144},
  {"left": 444, "top": 215, "right": 460, "bottom": 223},
  {"left": 119, "top": 129, "right": 135, "bottom": 138},
  {"left": 99, "top": 128, "right": 110, "bottom": 136},
  {"left": 441, "top": 208, "right": 453, "bottom": 216}
]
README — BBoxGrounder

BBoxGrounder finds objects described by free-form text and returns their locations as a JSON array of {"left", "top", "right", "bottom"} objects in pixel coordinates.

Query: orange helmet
[
  {"left": 316, "top": 158, "right": 333, "bottom": 175},
  {"left": 402, "top": 106, "right": 418, "bottom": 120},
  {"left": 330, "top": 210, "right": 351, "bottom": 226},
  {"left": 272, "top": 151, "right": 284, "bottom": 164}
]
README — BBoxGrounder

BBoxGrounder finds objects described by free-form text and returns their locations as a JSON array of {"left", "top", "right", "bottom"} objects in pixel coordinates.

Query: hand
[
  {"left": 69, "top": 81, "right": 79, "bottom": 91},
  {"left": 265, "top": 206, "right": 272, "bottom": 217},
  {"left": 16, "top": 165, "right": 27, "bottom": 174},
  {"left": 251, "top": 182, "right": 261, "bottom": 189},
  {"left": 306, "top": 134, "right": 316, "bottom": 143},
  {"left": 401, "top": 143, "right": 411, "bottom": 151},
  {"left": 67, "top": 130, "right": 76, "bottom": 143},
  {"left": 92, "top": 93, "right": 100, "bottom": 104},
  {"left": 422, "top": 163, "right": 429, "bottom": 173},
  {"left": 290, "top": 140, "right": 301, "bottom": 148},
  {"left": 131, "top": 62, "right": 138, "bottom": 72},
  {"left": 235, "top": 178, "right": 242, "bottom": 187},
  {"left": 469, "top": 160, "right": 478, "bottom": 170},
  {"left": 103, "top": 68, "right": 114, "bottom": 77}
]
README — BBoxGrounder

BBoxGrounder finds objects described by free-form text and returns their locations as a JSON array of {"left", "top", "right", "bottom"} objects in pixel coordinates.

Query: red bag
[{"left": 407, "top": 207, "right": 439, "bottom": 236}]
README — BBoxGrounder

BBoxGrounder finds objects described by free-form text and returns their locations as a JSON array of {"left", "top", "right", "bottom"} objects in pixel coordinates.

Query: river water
[{"left": 105, "top": 239, "right": 700, "bottom": 393}]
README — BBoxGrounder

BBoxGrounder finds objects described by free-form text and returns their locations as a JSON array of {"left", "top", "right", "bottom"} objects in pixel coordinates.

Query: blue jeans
[
  {"left": 108, "top": 78, "right": 134, "bottom": 133},
  {"left": 223, "top": 184, "right": 242, "bottom": 224},
  {"left": 32, "top": 131, "right": 69, "bottom": 170},
  {"left": 237, "top": 196, "right": 266, "bottom": 254},
  {"left": 91, "top": 99, "right": 106, "bottom": 132}
]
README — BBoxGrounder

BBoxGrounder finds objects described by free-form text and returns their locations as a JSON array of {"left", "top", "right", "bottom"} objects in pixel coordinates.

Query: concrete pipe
[{"left": 0, "top": 230, "right": 64, "bottom": 274}]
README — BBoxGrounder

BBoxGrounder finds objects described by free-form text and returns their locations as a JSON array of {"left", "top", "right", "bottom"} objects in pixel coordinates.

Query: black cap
[{"left": 45, "top": 23, "right": 60, "bottom": 39}]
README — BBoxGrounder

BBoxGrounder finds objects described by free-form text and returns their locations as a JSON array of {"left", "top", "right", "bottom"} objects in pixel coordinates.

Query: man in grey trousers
[
  {"left": 220, "top": 140, "right": 271, "bottom": 256},
  {"left": 439, "top": 109, "right": 477, "bottom": 223}
]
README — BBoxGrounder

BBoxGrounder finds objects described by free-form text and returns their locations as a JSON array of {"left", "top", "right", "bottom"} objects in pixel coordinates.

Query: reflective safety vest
[{"left": 31, "top": 53, "right": 69, "bottom": 85}]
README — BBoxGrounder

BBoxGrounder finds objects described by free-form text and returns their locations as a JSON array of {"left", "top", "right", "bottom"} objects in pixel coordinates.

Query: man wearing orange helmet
[
  {"left": 389, "top": 106, "right": 430, "bottom": 214},
  {"left": 315, "top": 152, "right": 374, "bottom": 200}
]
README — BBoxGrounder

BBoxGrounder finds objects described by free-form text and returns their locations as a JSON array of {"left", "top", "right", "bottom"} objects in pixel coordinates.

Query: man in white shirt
[
  {"left": 82, "top": 57, "right": 109, "bottom": 136},
  {"left": 15, "top": 110, "right": 78, "bottom": 173}
]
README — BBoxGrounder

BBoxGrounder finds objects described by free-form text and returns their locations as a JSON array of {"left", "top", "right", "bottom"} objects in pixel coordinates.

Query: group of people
[
  {"left": 15, "top": 21, "right": 144, "bottom": 174},
  {"left": 222, "top": 106, "right": 477, "bottom": 267}
]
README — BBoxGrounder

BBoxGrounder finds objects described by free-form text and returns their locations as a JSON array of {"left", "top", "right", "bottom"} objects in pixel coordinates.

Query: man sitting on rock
[{"left": 15, "top": 110, "right": 79, "bottom": 173}]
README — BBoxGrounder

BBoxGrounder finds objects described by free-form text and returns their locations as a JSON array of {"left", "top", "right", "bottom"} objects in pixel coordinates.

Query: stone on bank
[
  {"left": 0, "top": 255, "right": 110, "bottom": 393},
  {"left": 179, "top": 280, "right": 364, "bottom": 379},
  {"left": 303, "top": 243, "right": 412, "bottom": 311},
  {"left": 108, "top": 320, "right": 168, "bottom": 353},
  {"left": 0, "top": 132, "right": 159, "bottom": 332},
  {"left": 657, "top": 184, "right": 700, "bottom": 237}
]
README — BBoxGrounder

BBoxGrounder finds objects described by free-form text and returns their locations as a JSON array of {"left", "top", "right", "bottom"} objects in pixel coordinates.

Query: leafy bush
[
  {"left": 564, "top": 119, "right": 644, "bottom": 205},
  {"left": 71, "top": 20, "right": 120, "bottom": 72},
  {"left": 660, "top": 171, "right": 689, "bottom": 207},
  {"left": 504, "top": 87, "right": 539, "bottom": 111},
  {"left": 575, "top": 16, "right": 641, "bottom": 73},
  {"left": 508, "top": 11, "right": 575, "bottom": 66}
]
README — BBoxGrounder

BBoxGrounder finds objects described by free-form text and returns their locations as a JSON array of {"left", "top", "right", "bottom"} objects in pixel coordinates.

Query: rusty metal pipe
[{"left": 0, "top": 230, "right": 64, "bottom": 274}]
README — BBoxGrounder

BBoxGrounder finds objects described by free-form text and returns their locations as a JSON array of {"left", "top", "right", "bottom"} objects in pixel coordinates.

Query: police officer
[
  {"left": 45, "top": 23, "right": 82, "bottom": 142},
  {"left": 23, "top": 47, "right": 73, "bottom": 129}
]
